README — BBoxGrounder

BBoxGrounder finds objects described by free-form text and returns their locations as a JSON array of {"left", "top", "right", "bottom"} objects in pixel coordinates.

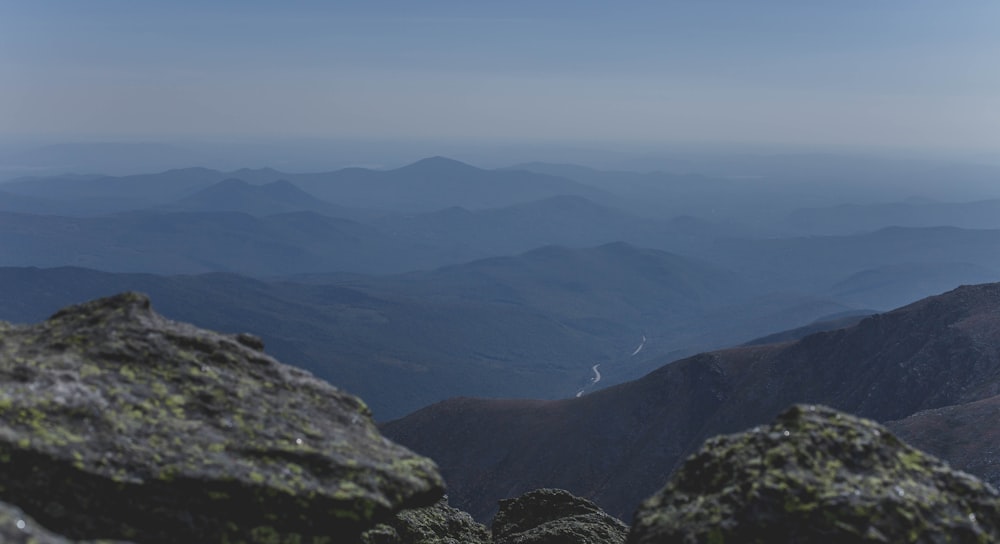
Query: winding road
[
  {"left": 576, "top": 334, "right": 644, "bottom": 397},
  {"left": 576, "top": 364, "right": 602, "bottom": 397}
]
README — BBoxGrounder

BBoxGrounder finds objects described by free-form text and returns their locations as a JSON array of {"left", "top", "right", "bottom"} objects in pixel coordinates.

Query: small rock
[
  {"left": 493, "top": 488, "right": 628, "bottom": 544},
  {"left": 361, "top": 497, "right": 490, "bottom": 544}
]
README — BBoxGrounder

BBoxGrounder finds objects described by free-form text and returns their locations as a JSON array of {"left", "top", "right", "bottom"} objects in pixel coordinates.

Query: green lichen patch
[
  {"left": 629, "top": 404, "right": 1000, "bottom": 544},
  {"left": 0, "top": 292, "right": 444, "bottom": 543}
]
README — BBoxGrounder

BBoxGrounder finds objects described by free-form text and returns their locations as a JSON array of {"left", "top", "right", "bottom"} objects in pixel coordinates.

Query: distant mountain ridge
[
  {"left": 784, "top": 198, "right": 1000, "bottom": 235},
  {"left": 291, "top": 156, "right": 611, "bottom": 212},
  {"left": 0, "top": 209, "right": 433, "bottom": 275},
  {"left": 1, "top": 156, "right": 609, "bottom": 214},
  {"left": 154, "top": 177, "right": 368, "bottom": 218},
  {"left": 699, "top": 226, "right": 1000, "bottom": 296}
]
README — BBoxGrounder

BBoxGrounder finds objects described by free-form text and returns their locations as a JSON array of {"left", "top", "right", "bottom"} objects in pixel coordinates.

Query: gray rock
[
  {"left": 493, "top": 488, "right": 628, "bottom": 544},
  {"left": 0, "top": 292, "right": 444, "bottom": 543},
  {"left": 629, "top": 404, "right": 1000, "bottom": 544},
  {"left": 362, "top": 497, "right": 490, "bottom": 544}
]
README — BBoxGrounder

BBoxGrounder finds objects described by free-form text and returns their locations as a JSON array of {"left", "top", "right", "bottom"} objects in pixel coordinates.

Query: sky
[{"left": 2, "top": 1, "right": 1000, "bottom": 155}]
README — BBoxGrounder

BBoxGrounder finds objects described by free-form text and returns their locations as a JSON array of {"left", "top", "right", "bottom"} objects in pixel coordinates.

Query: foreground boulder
[
  {"left": 629, "top": 404, "right": 1000, "bottom": 543},
  {"left": 493, "top": 488, "right": 628, "bottom": 544},
  {"left": 361, "top": 497, "right": 490, "bottom": 544},
  {"left": 0, "top": 292, "right": 444, "bottom": 542}
]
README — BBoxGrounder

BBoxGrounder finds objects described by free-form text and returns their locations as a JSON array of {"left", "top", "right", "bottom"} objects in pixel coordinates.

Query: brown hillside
[{"left": 383, "top": 283, "right": 1000, "bottom": 520}]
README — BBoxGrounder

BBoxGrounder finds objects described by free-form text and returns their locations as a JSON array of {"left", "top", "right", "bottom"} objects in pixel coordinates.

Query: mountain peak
[{"left": 398, "top": 156, "right": 479, "bottom": 173}]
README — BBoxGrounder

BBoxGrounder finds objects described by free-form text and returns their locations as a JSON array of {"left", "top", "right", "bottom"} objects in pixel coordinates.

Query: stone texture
[
  {"left": 629, "top": 404, "right": 1000, "bottom": 544},
  {"left": 361, "top": 497, "right": 490, "bottom": 544},
  {"left": 492, "top": 488, "right": 628, "bottom": 544},
  {"left": 0, "top": 292, "right": 444, "bottom": 543}
]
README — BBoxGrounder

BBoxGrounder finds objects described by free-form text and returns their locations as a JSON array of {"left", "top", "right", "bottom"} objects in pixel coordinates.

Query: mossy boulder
[
  {"left": 361, "top": 497, "right": 490, "bottom": 544},
  {"left": 492, "top": 488, "right": 628, "bottom": 544},
  {"left": 629, "top": 404, "right": 1000, "bottom": 544},
  {"left": 0, "top": 292, "right": 444, "bottom": 542}
]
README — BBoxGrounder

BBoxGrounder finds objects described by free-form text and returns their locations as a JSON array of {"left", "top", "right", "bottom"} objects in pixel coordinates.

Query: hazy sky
[{"left": 3, "top": 1, "right": 999, "bottom": 153}]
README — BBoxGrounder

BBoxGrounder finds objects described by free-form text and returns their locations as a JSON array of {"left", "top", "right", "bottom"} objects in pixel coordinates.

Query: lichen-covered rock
[
  {"left": 0, "top": 292, "right": 444, "bottom": 543},
  {"left": 361, "top": 497, "right": 490, "bottom": 544},
  {"left": 492, "top": 488, "right": 628, "bottom": 544},
  {"left": 629, "top": 404, "right": 1000, "bottom": 544}
]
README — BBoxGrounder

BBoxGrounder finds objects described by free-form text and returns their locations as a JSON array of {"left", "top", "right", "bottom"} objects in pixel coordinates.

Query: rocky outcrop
[
  {"left": 361, "top": 497, "right": 490, "bottom": 544},
  {"left": 0, "top": 292, "right": 444, "bottom": 543},
  {"left": 492, "top": 488, "right": 628, "bottom": 544},
  {"left": 629, "top": 404, "right": 1000, "bottom": 543}
]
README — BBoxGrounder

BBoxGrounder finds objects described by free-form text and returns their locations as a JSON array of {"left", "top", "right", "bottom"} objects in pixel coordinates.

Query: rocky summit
[
  {"left": 0, "top": 292, "right": 444, "bottom": 543},
  {"left": 629, "top": 404, "right": 1000, "bottom": 544}
]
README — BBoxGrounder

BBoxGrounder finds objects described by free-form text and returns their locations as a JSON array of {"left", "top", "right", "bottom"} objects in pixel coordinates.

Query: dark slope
[
  {"left": 741, "top": 310, "right": 874, "bottom": 346},
  {"left": 382, "top": 283, "right": 1000, "bottom": 521},
  {"left": 887, "top": 394, "right": 1000, "bottom": 489}
]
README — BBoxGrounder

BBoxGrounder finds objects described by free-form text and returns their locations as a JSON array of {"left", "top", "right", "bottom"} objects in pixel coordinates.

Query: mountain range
[
  {"left": 153, "top": 178, "right": 369, "bottom": 219},
  {"left": 0, "top": 157, "right": 609, "bottom": 215},
  {"left": 0, "top": 241, "right": 857, "bottom": 419},
  {"left": 5, "top": 154, "right": 1000, "bottom": 534}
]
